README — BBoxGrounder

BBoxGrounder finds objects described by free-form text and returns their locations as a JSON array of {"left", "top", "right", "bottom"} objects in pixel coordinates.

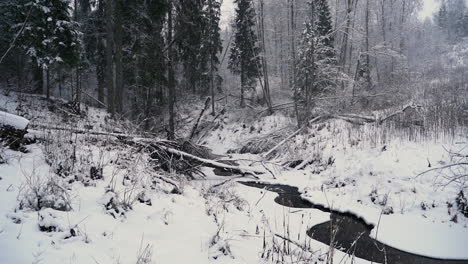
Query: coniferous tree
[
  {"left": 13, "top": 0, "right": 80, "bottom": 98},
  {"left": 436, "top": 2, "right": 448, "bottom": 31},
  {"left": 202, "top": 0, "right": 223, "bottom": 113},
  {"left": 228, "top": 0, "right": 261, "bottom": 108},
  {"left": 295, "top": 0, "right": 338, "bottom": 122},
  {"left": 176, "top": 0, "right": 206, "bottom": 93},
  {"left": 316, "top": 0, "right": 334, "bottom": 56}
]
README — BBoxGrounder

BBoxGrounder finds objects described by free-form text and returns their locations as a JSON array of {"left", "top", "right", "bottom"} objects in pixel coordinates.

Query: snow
[
  {"left": 0, "top": 110, "right": 29, "bottom": 130},
  {"left": 246, "top": 127, "right": 468, "bottom": 260},
  {"left": 370, "top": 213, "right": 468, "bottom": 260},
  {"left": 204, "top": 107, "right": 468, "bottom": 260},
  {"left": 1, "top": 91, "right": 467, "bottom": 263},
  {"left": 0, "top": 146, "right": 219, "bottom": 264}
]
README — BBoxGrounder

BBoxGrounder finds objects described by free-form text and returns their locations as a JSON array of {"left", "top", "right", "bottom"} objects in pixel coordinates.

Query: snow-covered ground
[
  {"left": 203, "top": 108, "right": 468, "bottom": 260},
  {"left": 1, "top": 90, "right": 468, "bottom": 264}
]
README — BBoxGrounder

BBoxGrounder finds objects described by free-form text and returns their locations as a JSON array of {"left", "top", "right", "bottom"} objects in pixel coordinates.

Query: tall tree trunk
[
  {"left": 365, "top": 0, "right": 371, "bottom": 90},
  {"left": 208, "top": 0, "right": 216, "bottom": 116},
  {"left": 340, "top": 0, "right": 353, "bottom": 68},
  {"left": 58, "top": 67, "right": 62, "bottom": 97},
  {"left": 97, "top": 0, "right": 105, "bottom": 104},
  {"left": 74, "top": 0, "right": 81, "bottom": 109},
  {"left": 105, "top": 0, "right": 115, "bottom": 115},
  {"left": 46, "top": 68, "right": 50, "bottom": 99},
  {"left": 114, "top": 0, "right": 123, "bottom": 114},
  {"left": 240, "top": 65, "right": 245, "bottom": 108},
  {"left": 33, "top": 64, "right": 43, "bottom": 94},
  {"left": 259, "top": 0, "right": 272, "bottom": 114},
  {"left": 167, "top": 0, "right": 176, "bottom": 139},
  {"left": 290, "top": 0, "right": 299, "bottom": 126},
  {"left": 347, "top": 0, "right": 359, "bottom": 75},
  {"left": 399, "top": 0, "right": 406, "bottom": 52}
]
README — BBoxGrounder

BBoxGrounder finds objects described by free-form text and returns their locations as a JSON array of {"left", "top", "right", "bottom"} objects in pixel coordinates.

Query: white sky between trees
[{"left": 220, "top": 0, "right": 460, "bottom": 26}]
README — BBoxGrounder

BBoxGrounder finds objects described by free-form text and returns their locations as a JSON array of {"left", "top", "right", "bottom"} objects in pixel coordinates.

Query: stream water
[{"left": 240, "top": 181, "right": 468, "bottom": 264}]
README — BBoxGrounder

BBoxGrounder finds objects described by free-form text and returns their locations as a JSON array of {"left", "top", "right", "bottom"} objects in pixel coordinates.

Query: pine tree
[{"left": 228, "top": 0, "right": 261, "bottom": 108}]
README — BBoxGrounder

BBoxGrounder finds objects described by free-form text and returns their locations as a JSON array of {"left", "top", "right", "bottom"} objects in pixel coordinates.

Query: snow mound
[{"left": 0, "top": 110, "right": 29, "bottom": 130}]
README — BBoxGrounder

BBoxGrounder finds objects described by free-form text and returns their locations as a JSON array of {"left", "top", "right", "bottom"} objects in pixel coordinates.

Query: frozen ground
[{"left": 1, "top": 90, "right": 468, "bottom": 264}]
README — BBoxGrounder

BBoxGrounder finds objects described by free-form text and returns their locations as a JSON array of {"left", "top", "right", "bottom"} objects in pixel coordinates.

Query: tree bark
[
  {"left": 114, "top": 0, "right": 123, "bottom": 113},
  {"left": 105, "top": 0, "right": 115, "bottom": 115},
  {"left": 167, "top": 0, "right": 176, "bottom": 140},
  {"left": 96, "top": 0, "right": 105, "bottom": 104},
  {"left": 46, "top": 68, "right": 50, "bottom": 99},
  {"left": 259, "top": 0, "right": 273, "bottom": 114}
]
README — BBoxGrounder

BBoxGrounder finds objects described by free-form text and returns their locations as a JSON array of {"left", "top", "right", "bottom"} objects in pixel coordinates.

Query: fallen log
[
  {"left": 31, "top": 124, "right": 263, "bottom": 177},
  {"left": 151, "top": 143, "right": 264, "bottom": 176}
]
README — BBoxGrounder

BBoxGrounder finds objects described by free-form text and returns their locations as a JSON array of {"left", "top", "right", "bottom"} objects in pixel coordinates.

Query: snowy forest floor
[{"left": 0, "top": 89, "right": 467, "bottom": 264}]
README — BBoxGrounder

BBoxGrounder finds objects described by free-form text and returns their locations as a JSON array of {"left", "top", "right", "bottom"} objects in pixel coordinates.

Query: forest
[{"left": 0, "top": 0, "right": 467, "bottom": 263}]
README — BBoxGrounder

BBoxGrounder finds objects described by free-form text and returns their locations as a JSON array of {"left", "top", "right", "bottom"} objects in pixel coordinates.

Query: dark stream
[{"left": 239, "top": 181, "right": 468, "bottom": 264}]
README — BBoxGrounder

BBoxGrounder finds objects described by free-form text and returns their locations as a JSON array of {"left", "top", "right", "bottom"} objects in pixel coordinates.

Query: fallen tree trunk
[
  {"left": 150, "top": 142, "right": 264, "bottom": 176},
  {"left": 334, "top": 102, "right": 421, "bottom": 125},
  {"left": 259, "top": 102, "right": 421, "bottom": 158},
  {"left": 30, "top": 124, "right": 262, "bottom": 177}
]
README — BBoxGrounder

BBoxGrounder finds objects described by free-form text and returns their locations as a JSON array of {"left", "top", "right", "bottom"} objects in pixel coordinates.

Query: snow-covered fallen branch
[{"left": 153, "top": 144, "right": 264, "bottom": 176}]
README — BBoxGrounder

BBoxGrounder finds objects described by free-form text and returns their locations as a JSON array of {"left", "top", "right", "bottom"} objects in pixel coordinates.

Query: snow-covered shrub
[
  {"left": 38, "top": 209, "right": 63, "bottom": 232},
  {"left": 456, "top": 191, "right": 468, "bottom": 218},
  {"left": 203, "top": 182, "right": 247, "bottom": 220},
  {"left": 19, "top": 168, "right": 71, "bottom": 211},
  {"left": 41, "top": 128, "right": 111, "bottom": 186},
  {"left": 101, "top": 191, "right": 127, "bottom": 218},
  {"left": 209, "top": 227, "right": 233, "bottom": 260},
  {"left": 42, "top": 129, "right": 76, "bottom": 177}
]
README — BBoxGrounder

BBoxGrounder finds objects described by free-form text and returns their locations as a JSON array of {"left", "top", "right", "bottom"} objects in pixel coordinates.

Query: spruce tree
[
  {"left": 296, "top": 0, "right": 338, "bottom": 122},
  {"left": 228, "top": 0, "right": 261, "bottom": 108},
  {"left": 202, "top": 0, "right": 223, "bottom": 112},
  {"left": 436, "top": 2, "right": 448, "bottom": 31},
  {"left": 176, "top": 0, "right": 206, "bottom": 93},
  {"left": 9, "top": 0, "right": 80, "bottom": 98},
  {"left": 16, "top": 0, "right": 80, "bottom": 71},
  {"left": 316, "top": 0, "right": 334, "bottom": 55}
]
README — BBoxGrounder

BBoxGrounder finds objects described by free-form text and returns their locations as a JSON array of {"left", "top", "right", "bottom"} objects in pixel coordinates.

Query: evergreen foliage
[{"left": 228, "top": 0, "right": 261, "bottom": 106}]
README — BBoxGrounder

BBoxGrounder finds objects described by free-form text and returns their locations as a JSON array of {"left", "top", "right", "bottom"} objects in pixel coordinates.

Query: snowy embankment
[
  {"left": 295, "top": 141, "right": 468, "bottom": 260},
  {"left": 205, "top": 110, "right": 468, "bottom": 260},
  {"left": 0, "top": 93, "right": 225, "bottom": 264},
  {"left": 0, "top": 146, "right": 219, "bottom": 264}
]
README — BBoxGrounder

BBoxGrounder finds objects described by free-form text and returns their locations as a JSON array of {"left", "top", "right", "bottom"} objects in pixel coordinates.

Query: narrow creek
[{"left": 239, "top": 181, "right": 468, "bottom": 264}]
